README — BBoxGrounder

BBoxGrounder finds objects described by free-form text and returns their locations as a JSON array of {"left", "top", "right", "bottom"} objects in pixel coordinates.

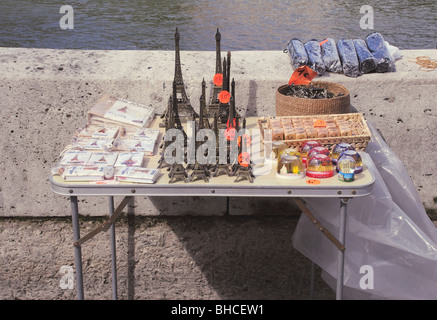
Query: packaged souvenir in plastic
[
  {"left": 304, "top": 40, "right": 326, "bottom": 75},
  {"left": 365, "top": 32, "right": 396, "bottom": 73},
  {"left": 353, "top": 39, "right": 377, "bottom": 74},
  {"left": 287, "top": 38, "right": 309, "bottom": 69},
  {"left": 337, "top": 39, "right": 360, "bottom": 77},
  {"left": 320, "top": 38, "right": 343, "bottom": 73}
]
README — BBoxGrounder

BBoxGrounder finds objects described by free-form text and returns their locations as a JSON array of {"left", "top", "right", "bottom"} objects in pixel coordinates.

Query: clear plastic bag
[
  {"left": 287, "top": 38, "right": 309, "bottom": 69},
  {"left": 292, "top": 122, "right": 437, "bottom": 299},
  {"left": 365, "top": 32, "right": 396, "bottom": 73},
  {"left": 320, "top": 38, "right": 343, "bottom": 74},
  {"left": 353, "top": 39, "right": 377, "bottom": 74},
  {"left": 337, "top": 39, "right": 361, "bottom": 77},
  {"left": 304, "top": 39, "right": 326, "bottom": 75}
]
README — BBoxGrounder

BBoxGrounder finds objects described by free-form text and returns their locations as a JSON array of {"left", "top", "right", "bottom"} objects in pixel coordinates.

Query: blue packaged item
[
  {"left": 286, "top": 38, "right": 308, "bottom": 69},
  {"left": 365, "top": 32, "right": 396, "bottom": 73},
  {"left": 320, "top": 38, "right": 343, "bottom": 73},
  {"left": 353, "top": 39, "right": 377, "bottom": 74},
  {"left": 337, "top": 39, "right": 360, "bottom": 78},
  {"left": 304, "top": 39, "right": 326, "bottom": 75}
]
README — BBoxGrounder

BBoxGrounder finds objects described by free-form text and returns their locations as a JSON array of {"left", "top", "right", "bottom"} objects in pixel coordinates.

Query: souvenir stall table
[{"left": 50, "top": 112, "right": 375, "bottom": 300}]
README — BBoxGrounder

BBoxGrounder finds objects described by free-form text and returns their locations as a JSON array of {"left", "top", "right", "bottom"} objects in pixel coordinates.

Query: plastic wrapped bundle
[
  {"left": 287, "top": 38, "right": 308, "bottom": 69},
  {"left": 337, "top": 39, "right": 360, "bottom": 78},
  {"left": 304, "top": 40, "right": 326, "bottom": 75},
  {"left": 353, "top": 39, "right": 377, "bottom": 74},
  {"left": 365, "top": 32, "right": 396, "bottom": 73},
  {"left": 320, "top": 38, "right": 343, "bottom": 73}
]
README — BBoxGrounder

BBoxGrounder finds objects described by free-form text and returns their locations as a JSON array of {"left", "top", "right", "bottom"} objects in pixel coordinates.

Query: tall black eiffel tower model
[
  {"left": 188, "top": 80, "right": 211, "bottom": 183},
  {"left": 207, "top": 28, "right": 223, "bottom": 118},
  {"left": 217, "top": 54, "right": 232, "bottom": 128},
  {"left": 166, "top": 28, "right": 198, "bottom": 122},
  {"left": 159, "top": 82, "right": 188, "bottom": 179}
]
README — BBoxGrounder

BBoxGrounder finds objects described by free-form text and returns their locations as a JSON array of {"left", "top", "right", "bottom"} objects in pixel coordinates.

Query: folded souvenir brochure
[
  {"left": 114, "top": 152, "right": 144, "bottom": 167},
  {"left": 62, "top": 166, "right": 106, "bottom": 181},
  {"left": 115, "top": 167, "right": 161, "bottom": 184},
  {"left": 87, "top": 94, "right": 155, "bottom": 128},
  {"left": 87, "top": 152, "right": 119, "bottom": 166},
  {"left": 59, "top": 150, "right": 92, "bottom": 166}
]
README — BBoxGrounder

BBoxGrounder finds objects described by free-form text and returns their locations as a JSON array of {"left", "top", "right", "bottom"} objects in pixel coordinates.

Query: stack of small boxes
[{"left": 269, "top": 116, "right": 360, "bottom": 142}]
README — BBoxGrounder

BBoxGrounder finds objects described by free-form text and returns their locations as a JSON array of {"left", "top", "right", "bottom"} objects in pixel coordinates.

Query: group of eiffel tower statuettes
[{"left": 157, "top": 28, "right": 254, "bottom": 184}]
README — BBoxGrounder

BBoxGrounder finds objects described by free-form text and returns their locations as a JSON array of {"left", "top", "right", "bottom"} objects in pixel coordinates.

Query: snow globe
[
  {"left": 300, "top": 141, "right": 321, "bottom": 164},
  {"left": 331, "top": 143, "right": 354, "bottom": 165},
  {"left": 337, "top": 156, "right": 357, "bottom": 182},
  {"left": 306, "top": 154, "right": 334, "bottom": 178},
  {"left": 277, "top": 154, "right": 305, "bottom": 179},
  {"left": 338, "top": 150, "right": 363, "bottom": 173}
]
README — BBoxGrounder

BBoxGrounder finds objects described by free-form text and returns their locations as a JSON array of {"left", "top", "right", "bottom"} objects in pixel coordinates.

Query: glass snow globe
[
  {"left": 300, "top": 141, "right": 321, "bottom": 164},
  {"left": 306, "top": 154, "right": 334, "bottom": 178},
  {"left": 338, "top": 150, "right": 363, "bottom": 173},
  {"left": 331, "top": 143, "right": 354, "bottom": 165},
  {"left": 307, "top": 146, "right": 331, "bottom": 163},
  {"left": 337, "top": 156, "right": 357, "bottom": 182},
  {"left": 277, "top": 154, "right": 305, "bottom": 179}
]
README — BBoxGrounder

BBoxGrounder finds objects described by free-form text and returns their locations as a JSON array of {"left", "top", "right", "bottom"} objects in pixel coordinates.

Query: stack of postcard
[
  {"left": 114, "top": 152, "right": 145, "bottom": 167},
  {"left": 59, "top": 150, "right": 93, "bottom": 166},
  {"left": 115, "top": 167, "right": 161, "bottom": 184},
  {"left": 86, "top": 152, "right": 119, "bottom": 166},
  {"left": 87, "top": 94, "right": 155, "bottom": 129},
  {"left": 62, "top": 166, "right": 106, "bottom": 182}
]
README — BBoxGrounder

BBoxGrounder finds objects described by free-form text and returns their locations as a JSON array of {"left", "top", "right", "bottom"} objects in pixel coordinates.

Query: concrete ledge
[{"left": 0, "top": 48, "right": 436, "bottom": 216}]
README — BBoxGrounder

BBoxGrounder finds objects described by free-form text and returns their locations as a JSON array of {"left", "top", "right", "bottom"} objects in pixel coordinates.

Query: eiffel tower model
[
  {"left": 187, "top": 81, "right": 211, "bottom": 183},
  {"left": 199, "top": 79, "right": 211, "bottom": 130},
  {"left": 234, "top": 118, "right": 255, "bottom": 183},
  {"left": 211, "top": 92, "right": 240, "bottom": 178},
  {"left": 158, "top": 81, "right": 188, "bottom": 174},
  {"left": 217, "top": 54, "right": 231, "bottom": 127},
  {"left": 207, "top": 28, "right": 223, "bottom": 118},
  {"left": 162, "top": 28, "right": 198, "bottom": 124}
]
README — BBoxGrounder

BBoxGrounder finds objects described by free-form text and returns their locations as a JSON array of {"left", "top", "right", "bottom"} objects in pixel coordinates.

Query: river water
[{"left": 0, "top": 0, "right": 436, "bottom": 50}]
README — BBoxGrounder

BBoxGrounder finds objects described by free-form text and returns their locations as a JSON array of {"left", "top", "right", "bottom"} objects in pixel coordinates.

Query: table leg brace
[{"left": 73, "top": 196, "right": 133, "bottom": 248}]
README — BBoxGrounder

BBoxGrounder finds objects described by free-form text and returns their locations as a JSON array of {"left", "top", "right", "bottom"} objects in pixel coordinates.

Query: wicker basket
[
  {"left": 258, "top": 113, "right": 371, "bottom": 151},
  {"left": 276, "top": 81, "right": 351, "bottom": 116}
]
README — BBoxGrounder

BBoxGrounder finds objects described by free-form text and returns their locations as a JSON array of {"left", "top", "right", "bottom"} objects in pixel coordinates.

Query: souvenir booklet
[
  {"left": 87, "top": 152, "right": 119, "bottom": 166},
  {"left": 59, "top": 150, "right": 92, "bottom": 166},
  {"left": 115, "top": 167, "right": 161, "bottom": 184},
  {"left": 62, "top": 166, "right": 106, "bottom": 181},
  {"left": 88, "top": 94, "right": 155, "bottom": 128},
  {"left": 114, "top": 152, "right": 145, "bottom": 167}
]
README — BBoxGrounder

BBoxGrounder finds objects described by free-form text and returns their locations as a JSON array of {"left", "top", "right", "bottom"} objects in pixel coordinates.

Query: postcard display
[{"left": 53, "top": 95, "right": 161, "bottom": 184}]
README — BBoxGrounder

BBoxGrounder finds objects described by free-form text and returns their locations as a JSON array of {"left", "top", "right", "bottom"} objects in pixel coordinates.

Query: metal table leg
[
  {"left": 310, "top": 261, "right": 315, "bottom": 300},
  {"left": 70, "top": 196, "right": 84, "bottom": 300},
  {"left": 336, "top": 198, "right": 349, "bottom": 300},
  {"left": 108, "top": 196, "right": 118, "bottom": 300}
]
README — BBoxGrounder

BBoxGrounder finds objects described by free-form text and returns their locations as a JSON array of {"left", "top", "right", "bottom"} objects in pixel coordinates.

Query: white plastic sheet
[{"left": 292, "top": 122, "right": 437, "bottom": 299}]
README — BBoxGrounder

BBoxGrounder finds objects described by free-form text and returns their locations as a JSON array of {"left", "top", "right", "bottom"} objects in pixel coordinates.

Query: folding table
[{"left": 50, "top": 117, "right": 375, "bottom": 300}]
